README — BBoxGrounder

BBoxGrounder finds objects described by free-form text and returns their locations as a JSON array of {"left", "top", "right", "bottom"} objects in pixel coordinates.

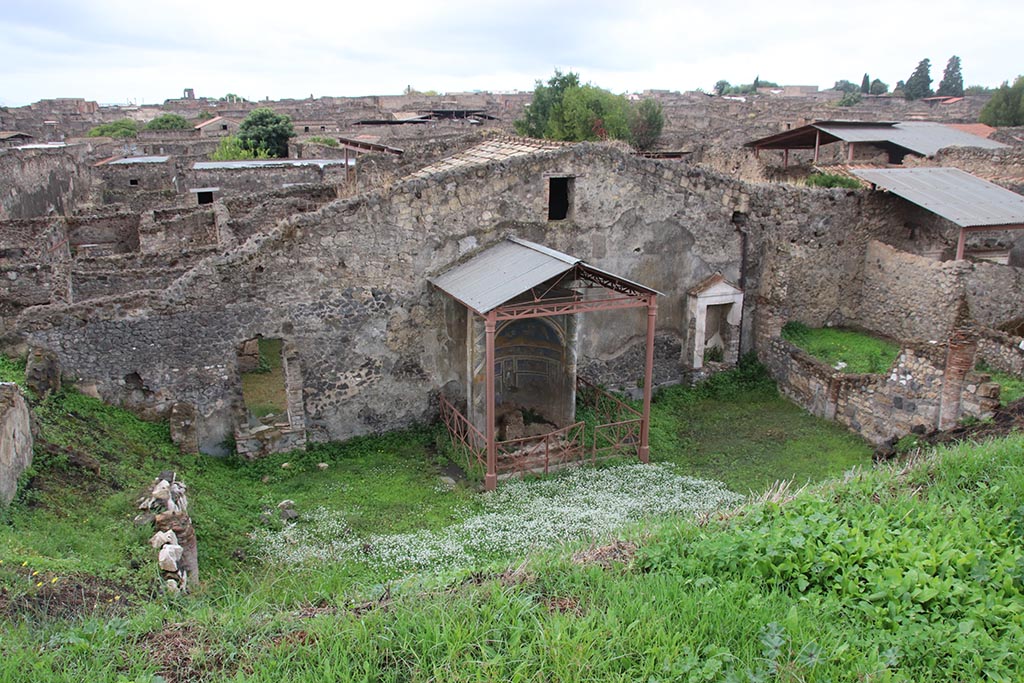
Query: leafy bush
[
  {"left": 836, "top": 91, "right": 862, "bottom": 107},
  {"left": 86, "top": 119, "right": 139, "bottom": 139},
  {"left": 805, "top": 173, "right": 862, "bottom": 189},
  {"left": 144, "top": 114, "right": 191, "bottom": 131},
  {"left": 209, "top": 136, "right": 272, "bottom": 161},
  {"left": 305, "top": 136, "right": 338, "bottom": 147}
]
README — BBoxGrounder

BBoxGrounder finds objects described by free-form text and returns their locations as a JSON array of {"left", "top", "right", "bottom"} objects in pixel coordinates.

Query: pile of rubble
[{"left": 137, "top": 471, "right": 198, "bottom": 593}]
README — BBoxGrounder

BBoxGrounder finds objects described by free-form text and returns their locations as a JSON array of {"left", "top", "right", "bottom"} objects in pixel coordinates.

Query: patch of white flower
[{"left": 252, "top": 462, "right": 742, "bottom": 573}]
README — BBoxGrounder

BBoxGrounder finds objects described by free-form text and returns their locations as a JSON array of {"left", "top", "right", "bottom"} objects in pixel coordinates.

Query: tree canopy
[
  {"left": 833, "top": 80, "right": 859, "bottom": 94},
  {"left": 209, "top": 136, "right": 273, "bottom": 161},
  {"left": 860, "top": 74, "right": 870, "bottom": 94},
  {"left": 937, "top": 56, "right": 964, "bottom": 97},
  {"left": 904, "top": 59, "right": 933, "bottom": 100},
  {"left": 144, "top": 113, "right": 191, "bottom": 131},
  {"left": 979, "top": 76, "right": 1024, "bottom": 126},
  {"left": 237, "top": 107, "right": 294, "bottom": 158},
  {"left": 514, "top": 70, "right": 664, "bottom": 150},
  {"left": 869, "top": 78, "right": 889, "bottom": 96},
  {"left": 87, "top": 119, "right": 139, "bottom": 139}
]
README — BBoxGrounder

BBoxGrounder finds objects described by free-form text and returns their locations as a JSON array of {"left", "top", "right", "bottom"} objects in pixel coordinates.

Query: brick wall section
[
  {"left": 0, "top": 146, "right": 93, "bottom": 220},
  {"left": 761, "top": 334, "right": 1000, "bottom": 444},
  {"left": 141, "top": 207, "right": 218, "bottom": 253}
]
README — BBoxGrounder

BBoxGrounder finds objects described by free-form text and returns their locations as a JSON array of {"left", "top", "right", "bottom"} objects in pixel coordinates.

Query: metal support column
[
  {"left": 955, "top": 228, "right": 967, "bottom": 261},
  {"left": 638, "top": 295, "right": 657, "bottom": 464},
  {"left": 484, "top": 312, "right": 498, "bottom": 491},
  {"left": 813, "top": 129, "right": 820, "bottom": 163}
]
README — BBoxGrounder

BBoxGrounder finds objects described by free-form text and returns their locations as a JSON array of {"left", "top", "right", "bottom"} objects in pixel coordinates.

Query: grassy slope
[{"left": 15, "top": 356, "right": 1021, "bottom": 682}]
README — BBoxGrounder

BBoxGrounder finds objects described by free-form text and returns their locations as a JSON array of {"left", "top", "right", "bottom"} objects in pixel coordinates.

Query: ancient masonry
[
  {"left": 137, "top": 471, "right": 198, "bottom": 593},
  {"left": 2, "top": 93, "right": 1023, "bottom": 458}
]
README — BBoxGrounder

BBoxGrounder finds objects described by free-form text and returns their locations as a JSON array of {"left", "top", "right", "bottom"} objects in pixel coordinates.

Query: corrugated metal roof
[
  {"left": 430, "top": 237, "right": 659, "bottom": 314},
  {"left": 430, "top": 238, "right": 578, "bottom": 315},
  {"left": 745, "top": 121, "right": 1007, "bottom": 156},
  {"left": 109, "top": 155, "right": 170, "bottom": 164},
  {"left": 852, "top": 168, "right": 1024, "bottom": 228},
  {"left": 820, "top": 121, "right": 1006, "bottom": 156},
  {"left": 193, "top": 159, "right": 352, "bottom": 170}
]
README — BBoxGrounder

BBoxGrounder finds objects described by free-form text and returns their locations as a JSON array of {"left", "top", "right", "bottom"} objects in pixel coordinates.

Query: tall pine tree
[
  {"left": 937, "top": 56, "right": 964, "bottom": 97},
  {"left": 861, "top": 74, "right": 870, "bottom": 94},
  {"left": 904, "top": 59, "right": 933, "bottom": 100}
]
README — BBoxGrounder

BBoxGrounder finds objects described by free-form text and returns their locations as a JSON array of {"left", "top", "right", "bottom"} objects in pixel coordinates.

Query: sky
[{"left": 1, "top": 0, "right": 1021, "bottom": 107}]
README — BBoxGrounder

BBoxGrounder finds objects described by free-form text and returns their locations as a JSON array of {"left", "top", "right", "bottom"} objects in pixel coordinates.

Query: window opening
[
  {"left": 197, "top": 191, "right": 214, "bottom": 205},
  {"left": 548, "top": 177, "right": 573, "bottom": 221}
]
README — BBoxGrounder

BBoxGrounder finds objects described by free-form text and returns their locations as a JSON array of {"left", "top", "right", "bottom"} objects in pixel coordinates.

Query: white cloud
[{"left": 0, "top": 0, "right": 1019, "bottom": 106}]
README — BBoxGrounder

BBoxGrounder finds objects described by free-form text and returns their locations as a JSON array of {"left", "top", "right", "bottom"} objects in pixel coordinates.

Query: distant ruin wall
[{"left": 0, "top": 147, "right": 92, "bottom": 220}]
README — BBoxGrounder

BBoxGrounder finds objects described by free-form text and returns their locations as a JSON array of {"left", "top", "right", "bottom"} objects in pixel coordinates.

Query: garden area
[
  {"left": 781, "top": 321, "right": 900, "bottom": 374},
  {"left": 3, "top": 353, "right": 1022, "bottom": 681}
]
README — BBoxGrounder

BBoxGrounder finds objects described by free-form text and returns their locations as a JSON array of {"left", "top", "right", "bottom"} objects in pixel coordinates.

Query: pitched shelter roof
[
  {"left": 744, "top": 121, "right": 1007, "bottom": 157},
  {"left": 0, "top": 131, "right": 33, "bottom": 141},
  {"left": 407, "top": 135, "right": 565, "bottom": 181},
  {"left": 851, "top": 167, "right": 1024, "bottom": 228},
  {"left": 430, "top": 237, "right": 658, "bottom": 315}
]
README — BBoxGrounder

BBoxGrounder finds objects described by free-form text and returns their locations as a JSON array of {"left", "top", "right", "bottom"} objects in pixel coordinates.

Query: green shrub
[
  {"left": 86, "top": 119, "right": 139, "bottom": 139},
  {"left": 305, "top": 136, "right": 339, "bottom": 147},
  {"left": 209, "top": 136, "right": 272, "bottom": 161},
  {"left": 805, "top": 173, "right": 862, "bottom": 189}
]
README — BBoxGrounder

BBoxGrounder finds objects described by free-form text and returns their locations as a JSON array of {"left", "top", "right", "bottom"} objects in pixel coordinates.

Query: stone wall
[
  {"left": 760, "top": 334, "right": 1000, "bottom": 445},
  {"left": 141, "top": 207, "right": 218, "bottom": 253},
  {"left": 185, "top": 162, "right": 352, "bottom": 198},
  {"left": 0, "top": 146, "right": 93, "bottom": 220},
  {"left": 976, "top": 327, "right": 1024, "bottom": 376},
  {"left": 0, "top": 383, "right": 33, "bottom": 507},
  {"left": 14, "top": 140, "right": 1012, "bottom": 455},
  {"left": 856, "top": 240, "right": 1024, "bottom": 341}
]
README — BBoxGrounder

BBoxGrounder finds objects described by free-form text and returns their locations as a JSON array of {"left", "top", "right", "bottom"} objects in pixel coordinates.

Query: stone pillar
[
  {"left": 0, "top": 383, "right": 33, "bottom": 508},
  {"left": 169, "top": 402, "right": 200, "bottom": 454}
]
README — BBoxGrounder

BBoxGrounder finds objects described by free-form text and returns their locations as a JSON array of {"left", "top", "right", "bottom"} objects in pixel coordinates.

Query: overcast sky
[{"left": 1, "top": 0, "right": 1020, "bottom": 107}]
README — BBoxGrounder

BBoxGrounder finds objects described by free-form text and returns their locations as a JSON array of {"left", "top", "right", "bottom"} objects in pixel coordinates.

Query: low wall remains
[
  {"left": 760, "top": 334, "right": 1000, "bottom": 445},
  {"left": 0, "top": 383, "right": 33, "bottom": 508},
  {"left": 976, "top": 327, "right": 1024, "bottom": 376}
]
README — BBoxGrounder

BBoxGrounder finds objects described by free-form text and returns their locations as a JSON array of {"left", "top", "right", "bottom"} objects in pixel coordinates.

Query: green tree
[
  {"left": 629, "top": 99, "right": 664, "bottom": 151},
  {"left": 979, "top": 76, "right": 1024, "bottom": 126},
  {"left": 860, "top": 73, "right": 870, "bottom": 94},
  {"left": 87, "top": 119, "right": 139, "bottom": 138},
  {"left": 514, "top": 71, "right": 658, "bottom": 147},
  {"left": 713, "top": 80, "right": 730, "bottom": 96},
  {"left": 964, "top": 85, "right": 992, "bottom": 96},
  {"left": 144, "top": 113, "right": 191, "bottom": 131},
  {"left": 515, "top": 70, "right": 581, "bottom": 139},
  {"left": 237, "top": 107, "right": 294, "bottom": 158},
  {"left": 833, "top": 80, "right": 859, "bottom": 94},
  {"left": 904, "top": 58, "right": 933, "bottom": 100},
  {"left": 209, "top": 136, "right": 273, "bottom": 161},
  {"left": 869, "top": 78, "right": 889, "bottom": 95},
  {"left": 937, "top": 55, "right": 964, "bottom": 97}
]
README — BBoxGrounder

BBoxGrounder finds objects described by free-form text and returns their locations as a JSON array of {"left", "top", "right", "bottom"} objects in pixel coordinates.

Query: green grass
[
  {"left": 241, "top": 338, "right": 288, "bottom": 418},
  {"left": 650, "top": 356, "right": 873, "bottom": 494},
  {"left": 979, "top": 364, "right": 1024, "bottom": 404},
  {"left": 782, "top": 321, "right": 900, "bottom": 374}
]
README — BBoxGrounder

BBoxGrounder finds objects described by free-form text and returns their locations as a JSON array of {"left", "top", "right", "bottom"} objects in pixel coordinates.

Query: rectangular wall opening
[
  {"left": 196, "top": 191, "right": 214, "bottom": 205},
  {"left": 548, "top": 177, "right": 573, "bottom": 221},
  {"left": 238, "top": 337, "right": 288, "bottom": 427}
]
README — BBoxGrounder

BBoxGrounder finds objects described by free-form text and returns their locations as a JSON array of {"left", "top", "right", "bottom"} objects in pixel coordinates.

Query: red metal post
[
  {"left": 638, "top": 294, "right": 657, "bottom": 464},
  {"left": 484, "top": 311, "right": 498, "bottom": 491},
  {"left": 783, "top": 148, "right": 789, "bottom": 168},
  {"left": 813, "top": 129, "right": 820, "bottom": 163},
  {"left": 847, "top": 142, "right": 855, "bottom": 162},
  {"left": 955, "top": 228, "right": 966, "bottom": 261}
]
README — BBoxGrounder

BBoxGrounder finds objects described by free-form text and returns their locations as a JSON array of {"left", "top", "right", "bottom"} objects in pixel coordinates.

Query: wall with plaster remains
[{"left": 0, "top": 383, "right": 33, "bottom": 507}]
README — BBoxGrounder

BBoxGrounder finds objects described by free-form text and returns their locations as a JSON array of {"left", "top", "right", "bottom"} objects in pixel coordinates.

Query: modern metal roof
[
  {"left": 852, "top": 167, "right": 1024, "bottom": 228},
  {"left": 193, "top": 159, "right": 352, "bottom": 170},
  {"left": 109, "top": 155, "right": 171, "bottom": 164},
  {"left": 430, "top": 237, "right": 658, "bottom": 315},
  {"left": 745, "top": 121, "right": 1007, "bottom": 157}
]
